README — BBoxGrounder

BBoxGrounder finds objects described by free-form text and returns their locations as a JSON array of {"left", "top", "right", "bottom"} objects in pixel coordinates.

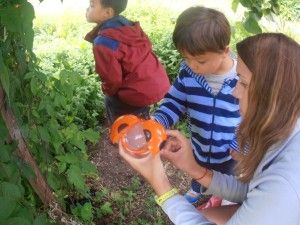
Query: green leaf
[
  {"left": 0, "top": 117, "right": 8, "bottom": 141},
  {"left": 0, "top": 50, "right": 10, "bottom": 100},
  {"left": 19, "top": 161, "right": 36, "bottom": 180},
  {"left": 0, "top": 145, "right": 11, "bottom": 163},
  {"left": 57, "top": 162, "right": 67, "bottom": 174},
  {"left": 54, "top": 94, "right": 66, "bottom": 107},
  {"left": 0, "top": 197, "right": 17, "bottom": 220},
  {"left": 47, "top": 172, "right": 61, "bottom": 191},
  {"left": 80, "top": 202, "right": 93, "bottom": 221},
  {"left": 0, "top": 182, "right": 23, "bottom": 201},
  {"left": 4, "top": 217, "right": 31, "bottom": 225},
  {"left": 243, "top": 13, "right": 262, "bottom": 34},
  {"left": 232, "top": 0, "right": 239, "bottom": 12},
  {"left": 67, "top": 165, "right": 86, "bottom": 191},
  {"left": 2, "top": 163, "right": 19, "bottom": 180},
  {"left": 80, "top": 160, "right": 97, "bottom": 175},
  {"left": 56, "top": 153, "right": 79, "bottom": 164},
  {"left": 30, "top": 78, "right": 39, "bottom": 95},
  {"left": 20, "top": 2, "right": 35, "bottom": 50},
  {"left": 239, "top": 0, "right": 253, "bottom": 8},
  {"left": 100, "top": 202, "right": 113, "bottom": 215},
  {"left": 38, "top": 126, "right": 51, "bottom": 142},
  {"left": 0, "top": 6, "right": 22, "bottom": 33},
  {"left": 13, "top": 206, "right": 34, "bottom": 223},
  {"left": 33, "top": 214, "right": 51, "bottom": 225},
  {"left": 83, "top": 129, "right": 99, "bottom": 143}
]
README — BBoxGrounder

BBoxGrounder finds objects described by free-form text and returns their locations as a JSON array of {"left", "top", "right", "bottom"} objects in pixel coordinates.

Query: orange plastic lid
[{"left": 110, "top": 115, "right": 167, "bottom": 156}]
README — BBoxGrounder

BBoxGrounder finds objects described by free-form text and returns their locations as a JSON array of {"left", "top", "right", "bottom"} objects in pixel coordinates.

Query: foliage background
[{"left": 0, "top": 0, "right": 299, "bottom": 224}]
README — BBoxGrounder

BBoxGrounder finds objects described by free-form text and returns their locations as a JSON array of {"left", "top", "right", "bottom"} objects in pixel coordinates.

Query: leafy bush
[{"left": 153, "top": 34, "right": 181, "bottom": 81}]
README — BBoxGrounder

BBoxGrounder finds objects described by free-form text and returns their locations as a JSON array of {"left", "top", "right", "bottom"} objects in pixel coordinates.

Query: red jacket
[{"left": 85, "top": 16, "right": 170, "bottom": 107}]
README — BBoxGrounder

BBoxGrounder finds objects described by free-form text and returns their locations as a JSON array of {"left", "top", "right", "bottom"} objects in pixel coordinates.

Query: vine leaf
[
  {"left": 67, "top": 165, "right": 86, "bottom": 191},
  {"left": 0, "top": 197, "right": 16, "bottom": 220},
  {"left": 0, "top": 6, "right": 22, "bottom": 33},
  {"left": 244, "top": 13, "right": 262, "bottom": 33},
  {"left": 232, "top": 0, "right": 240, "bottom": 12},
  {"left": 80, "top": 202, "right": 93, "bottom": 221},
  {"left": 3, "top": 217, "right": 31, "bottom": 225},
  {"left": 0, "top": 182, "right": 23, "bottom": 201},
  {"left": 0, "top": 51, "right": 10, "bottom": 101}
]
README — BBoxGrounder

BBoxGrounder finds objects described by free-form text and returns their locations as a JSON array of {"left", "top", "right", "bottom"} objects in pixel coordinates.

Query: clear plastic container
[{"left": 123, "top": 123, "right": 149, "bottom": 156}]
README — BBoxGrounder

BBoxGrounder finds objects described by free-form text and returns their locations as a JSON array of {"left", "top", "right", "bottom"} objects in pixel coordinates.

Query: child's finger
[{"left": 166, "top": 129, "right": 186, "bottom": 143}]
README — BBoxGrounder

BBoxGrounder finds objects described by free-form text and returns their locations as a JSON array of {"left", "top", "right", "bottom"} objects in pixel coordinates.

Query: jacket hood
[{"left": 85, "top": 16, "right": 150, "bottom": 48}]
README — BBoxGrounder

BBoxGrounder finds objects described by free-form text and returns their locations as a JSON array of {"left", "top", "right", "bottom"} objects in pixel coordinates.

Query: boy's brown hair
[
  {"left": 173, "top": 6, "right": 231, "bottom": 55},
  {"left": 100, "top": 0, "right": 128, "bottom": 15}
]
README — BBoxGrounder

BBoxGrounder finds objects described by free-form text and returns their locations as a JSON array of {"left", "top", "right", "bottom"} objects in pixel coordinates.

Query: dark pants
[
  {"left": 104, "top": 95, "right": 150, "bottom": 125},
  {"left": 191, "top": 158, "right": 236, "bottom": 193}
]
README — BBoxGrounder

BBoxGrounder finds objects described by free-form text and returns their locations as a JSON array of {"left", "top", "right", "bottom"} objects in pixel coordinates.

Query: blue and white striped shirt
[{"left": 154, "top": 62, "right": 240, "bottom": 164}]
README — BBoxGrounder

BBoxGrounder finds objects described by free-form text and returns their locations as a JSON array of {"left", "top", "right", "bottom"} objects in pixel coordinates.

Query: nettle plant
[
  {"left": 0, "top": 0, "right": 289, "bottom": 224},
  {"left": 0, "top": 0, "right": 106, "bottom": 224}
]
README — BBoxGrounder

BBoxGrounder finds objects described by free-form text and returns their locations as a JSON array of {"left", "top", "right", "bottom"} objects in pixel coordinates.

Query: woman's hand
[
  {"left": 160, "top": 130, "right": 199, "bottom": 174},
  {"left": 119, "top": 142, "right": 172, "bottom": 195},
  {"left": 160, "top": 130, "right": 213, "bottom": 188}
]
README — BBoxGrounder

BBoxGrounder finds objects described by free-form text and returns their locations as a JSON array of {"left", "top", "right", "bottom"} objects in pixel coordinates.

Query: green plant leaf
[
  {"left": 0, "top": 6, "right": 22, "bottom": 33},
  {"left": 239, "top": 0, "right": 254, "bottom": 8},
  {"left": 19, "top": 161, "right": 36, "bottom": 180},
  {"left": 80, "top": 202, "right": 93, "bottom": 221},
  {"left": 30, "top": 78, "right": 39, "bottom": 95},
  {"left": 56, "top": 153, "right": 79, "bottom": 164},
  {"left": 243, "top": 13, "right": 262, "bottom": 34},
  {"left": 47, "top": 172, "right": 61, "bottom": 191},
  {"left": 20, "top": 2, "right": 35, "bottom": 50},
  {"left": 3, "top": 217, "right": 31, "bottom": 225},
  {"left": 0, "top": 197, "right": 17, "bottom": 220},
  {"left": 0, "top": 182, "right": 23, "bottom": 201},
  {"left": 38, "top": 126, "right": 51, "bottom": 142},
  {"left": 1, "top": 163, "right": 19, "bottom": 181},
  {"left": 67, "top": 165, "right": 86, "bottom": 191},
  {"left": 80, "top": 160, "right": 97, "bottom": 175},
  {"left": 0, "top": 145, "right": 11, "bottom": 163},
  {"left": 0, "top": 50, "right": 10, "bottom": 100},
  {"left": 83, "top": 128, "right": 99, "bottom": 143},
  {"left": 100, "top": 202, "right": 113, "bottom": 216},
  {"left": 33, "top": 214, "right": 51, "bottom": 225},
  {"left": 232, "top": 0, "right": 240, "bottom": 12}
]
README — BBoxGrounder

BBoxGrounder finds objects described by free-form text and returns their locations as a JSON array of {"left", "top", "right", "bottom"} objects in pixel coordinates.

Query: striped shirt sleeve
[
  {"left": 229, "top": 134, "right": 239, "bottom": 151},
  {"left": 153, "top": 75, "right": 187, "bottom": 128}
]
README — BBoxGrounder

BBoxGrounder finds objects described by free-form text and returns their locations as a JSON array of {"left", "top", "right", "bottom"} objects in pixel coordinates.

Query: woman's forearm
[{"left": 151, "top": 171, "right": 173, "bottom": 196}]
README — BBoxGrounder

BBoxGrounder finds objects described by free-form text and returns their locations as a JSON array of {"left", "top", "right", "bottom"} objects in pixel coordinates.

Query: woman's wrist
[
  {"left": 189, "top": 165, "right": 213, "bottom": 188},
  {"left": 151, "top": 172, "right": 172, "bottom": 196},
  {"left": 154, "top": 188, "right": 178, "bottom": 206}
]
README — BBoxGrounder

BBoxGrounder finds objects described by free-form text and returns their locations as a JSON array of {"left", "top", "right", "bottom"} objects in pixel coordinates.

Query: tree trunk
[{"left": 0, "top": 87, "right": 81, "bottom": 225}]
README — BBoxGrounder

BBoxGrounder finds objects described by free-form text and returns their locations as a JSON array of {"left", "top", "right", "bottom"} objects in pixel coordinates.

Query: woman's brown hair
[{"left": 236, "top": 33, "right": 300, "bottom": 182}]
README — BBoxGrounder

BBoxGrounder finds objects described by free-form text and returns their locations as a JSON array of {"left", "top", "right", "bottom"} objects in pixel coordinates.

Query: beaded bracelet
[
  {"left": 195, "top": 168, "right": 208, "bottom": 181},
  {"left": 154, "top": 188, "right": 178, "bottom": 206}
]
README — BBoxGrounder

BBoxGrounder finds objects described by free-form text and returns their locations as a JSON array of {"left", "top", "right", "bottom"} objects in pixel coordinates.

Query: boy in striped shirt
[{"left": 153, "top": 6, "right": 240, "bottom": 206}]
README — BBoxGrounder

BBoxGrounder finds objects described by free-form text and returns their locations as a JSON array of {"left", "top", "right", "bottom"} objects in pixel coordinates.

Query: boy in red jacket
[{"left": 85, "top": 0, "right": 170, "bottom": 124}]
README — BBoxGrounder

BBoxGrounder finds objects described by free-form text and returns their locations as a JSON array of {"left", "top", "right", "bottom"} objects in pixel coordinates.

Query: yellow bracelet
[{"left": 154, "top": 188, "right": 178, "bottom": 206}]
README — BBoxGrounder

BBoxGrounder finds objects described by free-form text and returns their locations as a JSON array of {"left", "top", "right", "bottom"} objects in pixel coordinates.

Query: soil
[{"left": 89, "top": 128, "right": 191, "bottom": 225}]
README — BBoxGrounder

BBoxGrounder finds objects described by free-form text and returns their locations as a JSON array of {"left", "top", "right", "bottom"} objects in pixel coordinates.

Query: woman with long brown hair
[{"left": 119, "top": 33, "right": 300, "bottom": 225}]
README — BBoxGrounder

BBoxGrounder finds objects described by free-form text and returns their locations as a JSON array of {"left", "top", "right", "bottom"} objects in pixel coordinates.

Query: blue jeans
[
  {"left": 104, "top": 95, "right": 150, "bottom": 125},
  {"left": 191, "top": 158, "right": 236, "bottom": 193}
]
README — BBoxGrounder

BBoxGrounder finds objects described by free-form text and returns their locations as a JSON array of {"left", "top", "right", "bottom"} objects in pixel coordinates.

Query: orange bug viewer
[{"left": 110, "top": 115, "right": 167, "bottom": 156}]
